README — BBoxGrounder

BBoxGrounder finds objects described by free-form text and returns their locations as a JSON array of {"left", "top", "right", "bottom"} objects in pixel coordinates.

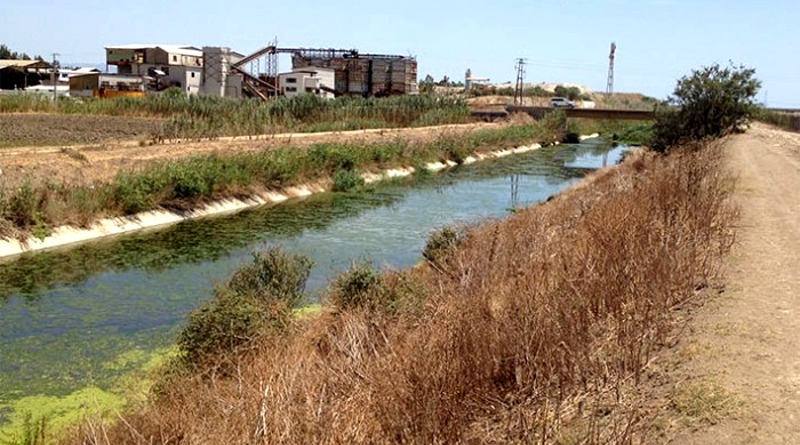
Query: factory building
[
  {"left": 0, "top": 59, "right": 52, "bottom": 90},
  {"left": 201, "top": 47, "right": 245, "bottom": 98},
  {"left": 105, "top": 44, "right": 203, "bottom": 95},
  {"left": 69, "top": 73, "right": 146, "bottom": 98},
  {"left": 278, "top": 67, "right": 335, "bottom": 99},
  {"left": 100, "top": 43, "right": 418, "bottom": 100},
  {"left": 291, "top": 49, "right": 417, "bottom": 97}
]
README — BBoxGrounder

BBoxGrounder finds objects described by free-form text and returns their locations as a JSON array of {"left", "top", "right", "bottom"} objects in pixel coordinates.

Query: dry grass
[{"left": 63, "top": 141, "right": 736, "bottom": 445}]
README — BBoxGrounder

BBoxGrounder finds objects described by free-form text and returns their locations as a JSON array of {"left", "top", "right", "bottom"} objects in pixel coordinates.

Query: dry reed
[{"left": 65, "top": 140, "right": 736, "bottom": 444}]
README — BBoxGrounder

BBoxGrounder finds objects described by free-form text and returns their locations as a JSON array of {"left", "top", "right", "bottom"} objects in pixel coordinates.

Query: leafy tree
[
  {"left": 419, "top": 74, "right": 435, "bottom": 94},
  {"left": 0, "top": 44, "right": 34, "bottom": 60},
  {"left": 652, "top": 62, "right": 761, "bottom": 152},
  {"left": 554, "top": 85, "right": 581, "bottom": 100}
]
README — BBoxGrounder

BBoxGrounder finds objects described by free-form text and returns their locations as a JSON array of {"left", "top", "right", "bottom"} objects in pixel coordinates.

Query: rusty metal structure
[{"left": 231, "top": 42, "right": 417, "bottom": 99}]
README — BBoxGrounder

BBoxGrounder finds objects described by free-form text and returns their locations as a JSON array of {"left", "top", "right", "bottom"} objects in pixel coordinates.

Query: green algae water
[{"left": 0, "top": 140, "right": 624, "bottom": 436}]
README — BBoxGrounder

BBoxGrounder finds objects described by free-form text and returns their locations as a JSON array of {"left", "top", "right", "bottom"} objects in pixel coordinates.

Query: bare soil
[
  {"left": 0, "top": 120, "right": 503, "bottom": 190},
  {"left": 0, "top": 113, "right": 162, "bottom": 148},
  {"left": 660, "top": 123, "right": 800, "bottom": 443}
]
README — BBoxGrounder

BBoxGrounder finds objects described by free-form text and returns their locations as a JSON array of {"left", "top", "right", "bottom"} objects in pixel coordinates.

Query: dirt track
[{"left": 669, "top": 123, "right": 800, "bottom": 443}]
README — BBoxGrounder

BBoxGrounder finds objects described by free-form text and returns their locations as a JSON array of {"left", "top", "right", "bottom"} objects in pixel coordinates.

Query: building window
[
  {"left": 173, "top": 55, "right": 177, "bottom": 62},
  {"left": 286, "top": 86, "right": 297, "bottom": 92},
  {"left": 305, "top": 87, "right": 313, "bottom": 93},
  {"left": 286, "top": 78, "right": 297, "bottom": 84},
  {"left": 191, "top": 72, "right": 195, "bottom": 78}
]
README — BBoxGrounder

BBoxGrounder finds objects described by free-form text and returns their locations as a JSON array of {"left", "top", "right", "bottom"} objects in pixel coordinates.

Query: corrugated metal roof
[
  {"left": 0, "top": 59, "right": 52, "bottom": 68},
  {"left": 105, "top": 44, "right": 202, "bottom": 58}
]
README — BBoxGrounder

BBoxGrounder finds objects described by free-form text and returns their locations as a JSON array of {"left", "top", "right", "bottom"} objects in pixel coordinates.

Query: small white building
[
  {"left": 278, "top": 67, "right": 335, "bottom": 99},
  {"left": 56, "top": 67, "right": 101, "bottom": 84}
]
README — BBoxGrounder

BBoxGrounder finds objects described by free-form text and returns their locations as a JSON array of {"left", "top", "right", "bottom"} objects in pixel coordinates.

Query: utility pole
[
  {"left": 514, "top": 58, "right": 526, "bottom": 106},
  {"left": 606, "top": 42, "right": 616, "bottom": 96},
  {"left": 51, "top": 53, "right": 60, "bottom": 101}
]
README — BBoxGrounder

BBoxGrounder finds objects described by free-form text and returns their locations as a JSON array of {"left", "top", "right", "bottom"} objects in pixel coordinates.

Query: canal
[{"left": 0, "top": 139, "right": 624, "bottom": 429}]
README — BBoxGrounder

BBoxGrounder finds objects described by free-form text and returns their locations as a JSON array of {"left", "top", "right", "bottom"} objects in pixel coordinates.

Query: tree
[
  {"left": 0, "top": 44, "right": 34, "bottom": 60},
  {"left": 652, "top": 62, "right": 761, "bottom": 152},
  {"left": 419, "top": 74, "right": 435, "bottom": 94},
  {"left": 554, "top": 85, "right": 581, "bottom": 101}
]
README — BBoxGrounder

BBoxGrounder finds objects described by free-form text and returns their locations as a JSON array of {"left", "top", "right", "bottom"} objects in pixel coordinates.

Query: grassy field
[{"left": 46, "top": 136, "right": 735, "bottom": 444}]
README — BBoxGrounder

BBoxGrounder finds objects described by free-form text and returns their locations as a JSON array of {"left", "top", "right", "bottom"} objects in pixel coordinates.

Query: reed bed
[
  {"left": 61, "top": 139, "right": 736, "bottom": 444},
  {"left": 0, "top": 93, "right": 471, "bottom": 139}
]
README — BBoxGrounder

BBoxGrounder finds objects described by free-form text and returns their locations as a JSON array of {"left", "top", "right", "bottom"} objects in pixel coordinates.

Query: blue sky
[{"left": 2, "top": 0, "right": 798, "bottom": 106}]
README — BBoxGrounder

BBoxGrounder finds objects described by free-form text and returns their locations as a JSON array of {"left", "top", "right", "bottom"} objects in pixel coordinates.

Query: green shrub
[
  {"left": 308, "top": 143, "right": 359, "bottom": 171},
  {"left": 113, "top": 172, "right": 160, "bottom": 214},
  {"left": 327, "top": 261, "right": 386, "bottom": 311},
  {"left": 7, "top": 182, "right": 44, "bottom": 229},
  {"left": 332, "top": 169, "right": 364, "bottom": 192},
  {"left": 226, "top": 247, "right": 313, "bottom": 305},
  {"left": 422, "top": 226, "right": 461, "bottom": 265},
  {"left": 538, "top": 110, "right": 566, "bottom": 144},
  {"left": 177, "top": 247, "right": 313, "bottom": 367},
  {"left": 652, "top": 62, "right": 761, "bottom": 152},
  {"left": 435, "top": 137, "right": 471, "bottom": 164}
]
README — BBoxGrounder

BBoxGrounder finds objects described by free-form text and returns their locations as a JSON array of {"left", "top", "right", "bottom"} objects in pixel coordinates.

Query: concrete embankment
[{"left": 0, "top": 135, "right": 599, "bottom": 259}]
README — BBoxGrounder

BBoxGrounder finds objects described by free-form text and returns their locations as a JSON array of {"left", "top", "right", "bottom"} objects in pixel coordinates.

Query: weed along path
[{"left": 668, "top": 123, "right": 800, "bottom": 443}]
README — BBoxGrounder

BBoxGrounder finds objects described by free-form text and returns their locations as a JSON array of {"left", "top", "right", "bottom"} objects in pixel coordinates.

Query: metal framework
[
  {"left": 230, "top": 41, "right": 415, "bottom": 99},
  {"left": 606, "top": 42, "right": 616, "bottom": 96},
  {"left": 513, "top": 58, "right": 526, "bottom": 106}
]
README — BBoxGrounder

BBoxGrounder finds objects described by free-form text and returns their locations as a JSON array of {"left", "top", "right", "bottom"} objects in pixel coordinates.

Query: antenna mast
[{"left": 606, "top": 42, "right": 616, "bottom": 96}]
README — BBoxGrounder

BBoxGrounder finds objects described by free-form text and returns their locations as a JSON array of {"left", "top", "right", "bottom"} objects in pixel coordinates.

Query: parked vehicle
[{"left": 550, "top": 97, "right": 576, "bottom": 108}]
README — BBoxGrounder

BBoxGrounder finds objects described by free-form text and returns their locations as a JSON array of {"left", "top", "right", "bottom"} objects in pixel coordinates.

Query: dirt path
[{"left": 669, "top": 123, "right": 800, "bottom": 443}]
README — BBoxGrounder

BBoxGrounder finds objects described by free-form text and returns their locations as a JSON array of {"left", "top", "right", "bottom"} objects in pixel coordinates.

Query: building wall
[
  {"left": 278, "top": 68, "right": 335, "bottom": 99},
  {"left": 201, "top": 47, "right": 243, "bottom": 98},
  {"left": 69, "top": 73, "right": 98, "bottom": 97},
  {"left": 129, "top": 64, "right": 201, "bottom": 95},
  {"left": 106, "top": 48, "right": 144, "bottom": 66}
]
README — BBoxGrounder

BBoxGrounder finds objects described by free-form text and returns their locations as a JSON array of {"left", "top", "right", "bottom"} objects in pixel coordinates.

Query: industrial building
[
  {"left": 91, "top": 42, "right": 418, "bottom": 100},
  {"left": 69, "top": 73, "right": 146, "bottom": 98},
  {"left": 278, "top": 67, "right": 335, "bottom": 99},
  {"left": 291, "top": 49, "right": 417, "bottom": 97},
  {"left": 201, "top": 47, "right": 245, "bottom": 98},
  {"left": 105, "top": 44, "right": 204, "bottom": 95},
  {"left": 0, "top": 59, "right": 52, "bottom": 90},
  {"left": 213, "top": 43, "right": 418, "bottom": 99}
]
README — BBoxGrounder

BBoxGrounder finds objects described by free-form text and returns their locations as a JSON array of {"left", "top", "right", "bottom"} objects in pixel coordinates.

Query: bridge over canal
[{"left": 472, "top": 106, "right": 656, "bottom": 121}]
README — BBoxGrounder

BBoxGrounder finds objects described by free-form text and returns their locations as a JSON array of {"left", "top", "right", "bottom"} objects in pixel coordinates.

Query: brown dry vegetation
[
  {"left": 0, "top": 113, "right": 162, "bottom": 147},
  {"left": 63, "top": 141, "right": 735, "bottom": 444}
]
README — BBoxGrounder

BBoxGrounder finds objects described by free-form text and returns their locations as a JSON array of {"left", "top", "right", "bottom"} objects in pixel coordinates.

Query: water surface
[{"left": 0, "top": 140, "right": 624, "bottom": 409}]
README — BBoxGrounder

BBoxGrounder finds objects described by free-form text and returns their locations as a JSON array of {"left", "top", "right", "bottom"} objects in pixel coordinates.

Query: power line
[
  {"left": 51, "top": 53, "right": 60, "bottom": 101},
  {"left": 514, "top": 58, "right": 526, "bottom": 106},
  {"left": 606, "top": 42, "right": 616, "bottom": 96}
]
